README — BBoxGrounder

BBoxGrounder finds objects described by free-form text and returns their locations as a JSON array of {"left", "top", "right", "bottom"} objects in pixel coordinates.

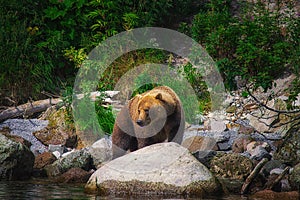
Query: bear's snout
[{"left": 136, "top": 119, "right": 144, "bottom": 126}]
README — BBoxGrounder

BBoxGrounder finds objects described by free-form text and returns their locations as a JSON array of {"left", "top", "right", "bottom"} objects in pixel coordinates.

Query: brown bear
[{"left": 112, "top": 86, "right": 185, "bottom": 158}]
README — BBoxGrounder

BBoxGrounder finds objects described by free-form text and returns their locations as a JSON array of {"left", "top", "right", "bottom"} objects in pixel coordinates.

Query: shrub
[
  {"left": 191, "top": 0, "right": 300, "bottom": 91},
  {"left": 0, "top": 0, "right": 92, "bottom": 104}
]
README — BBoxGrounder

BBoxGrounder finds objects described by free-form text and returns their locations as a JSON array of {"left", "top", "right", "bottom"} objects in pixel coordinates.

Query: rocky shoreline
[{"left": 0, "top": 75, "right": 300, "bottom": 199}]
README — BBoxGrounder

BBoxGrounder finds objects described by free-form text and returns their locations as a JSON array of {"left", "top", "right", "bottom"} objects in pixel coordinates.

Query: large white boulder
[{"left": 85, "top": 142, "right": 221, "bottom": 197}]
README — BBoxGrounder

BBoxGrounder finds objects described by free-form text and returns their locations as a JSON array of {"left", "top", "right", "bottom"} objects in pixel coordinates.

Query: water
[
  {"left": 0, "top": 179, "right": 247, "bottom": 200},
  {"left": 0, "top": 179, "right": 95, "bottom": 200}
]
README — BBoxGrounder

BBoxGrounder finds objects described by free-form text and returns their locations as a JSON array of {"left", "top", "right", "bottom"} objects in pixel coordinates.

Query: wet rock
[
  {"left": 54, "top": 168, "right": 93, "bottom": 183},
  {"left": 273, "top": 126, "right": 300, "bottom": 166},
  {"left": 45, "top": 148, "right": 92, "bottom": 177},
  {"left": 0, "top": 134, "right": 34, "bottom": 180},
  {"left": 0, "top": 119, "right": 48, "bottom": 154},
  {"left": 34, "top": 107, "right": 77, "bottom": 148},
  {"left": 249, "top": 190, "right": 299, "bottom": 200},
  {"left": 33, "top": 152, "right": 57, "bottom": 177},
  {"left": 88, "top": 138, "right": 112, "bottom": 168},
  {"left": 34, "top": 152, "right": 57, "bottom": 169},
  {"left": 210, "top": 153, "right": 254, "bottom": 180},
  {"left": 181, "top": 136, "right": 218, "bottom": 153},
  {"left": 85, "top": 142, "right": 222, "bottom": 197},
  {"left": 218, "top": 178, "right": 244, "bottom": 194}
]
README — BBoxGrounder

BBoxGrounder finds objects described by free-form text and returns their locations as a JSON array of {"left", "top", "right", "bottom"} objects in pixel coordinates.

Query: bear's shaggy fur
[{"left": 112, "top": 86, "right": 185, "bottom": 158}]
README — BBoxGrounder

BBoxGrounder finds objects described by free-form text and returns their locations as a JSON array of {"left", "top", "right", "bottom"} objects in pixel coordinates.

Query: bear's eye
[
  {"left": 138, "top": 110, "right": 141, "bottom": 114},
  {"left": 144, "top": 109, "right": 149, "bottom": 114}
]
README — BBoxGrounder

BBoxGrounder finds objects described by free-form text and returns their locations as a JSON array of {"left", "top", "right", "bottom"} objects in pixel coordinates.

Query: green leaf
[{"left": 44, "top": 7, "right": 66, "bottom": 20}]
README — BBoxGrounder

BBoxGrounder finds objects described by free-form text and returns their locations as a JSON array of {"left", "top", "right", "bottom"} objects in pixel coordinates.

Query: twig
[
  {"left": 241, "top": 158, "right": 268, "bottom": 195},
  {"left": 246, "top": 87, "right": 300, "bottom": 114}
]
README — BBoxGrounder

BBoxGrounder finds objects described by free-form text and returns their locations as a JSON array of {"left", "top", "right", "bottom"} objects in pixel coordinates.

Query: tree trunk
[{"left": 0, "top": 98, "right": 63, "bottom": 122}]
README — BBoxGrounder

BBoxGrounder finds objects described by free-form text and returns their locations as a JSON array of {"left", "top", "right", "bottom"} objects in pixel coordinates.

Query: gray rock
[
  {"left": 261, "top": 132, "right": 283, "bottom": 140},
  {"left": 88, "top": 138, "right": 112, "bottom": 168},
  {"left": 217, "top": 142, "right": 231, "bottom": 151},
  {"left": 217, "top": 130, "right": 238, "bottom": 151},
  {"left": 85, "top": 142, "right": 222, "bottom": 197},
  {"left": 193, "top": 150, "right": 217, "bottom": 168},
  {"left": 182, "top": 136, "right": 218, "bottom": 153},
  {"left": 249, "top": 132, "right": 267, "bottom": 142},
  {"left": 0, "top": 134, "right": 34, "bottom": 180},
  {"left": 185, "top": 130, "right": 238, "bottom": 152},
  {"left": 48, "top": 144, "right": 65, "bottom": 155},
  {"left": 188, "top": 130, "right": 237, "bottom": 143},
  {"left": 45, "top": 148, "right": 92, "bottom": 177},
  {"left": 249, "top": 146, "right": 272, "bottom": 161},
  {"left": 0, "top": 119, "right": 48, "bottom": 154}
]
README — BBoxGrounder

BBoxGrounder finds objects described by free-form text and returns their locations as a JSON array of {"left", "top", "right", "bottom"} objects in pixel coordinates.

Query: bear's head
[{"left": 136, "top": 93, "right": 175, "bottom": 127}]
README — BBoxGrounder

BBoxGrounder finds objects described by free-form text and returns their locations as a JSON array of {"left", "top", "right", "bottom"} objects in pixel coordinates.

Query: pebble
[{"left": 52, "top": 151, "right": 61, "bottom": 159}]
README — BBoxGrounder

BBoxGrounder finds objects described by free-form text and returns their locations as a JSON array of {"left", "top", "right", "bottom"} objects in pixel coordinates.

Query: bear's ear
[{"left": 155, "top": 93, "right": 163, "bottom": 100}]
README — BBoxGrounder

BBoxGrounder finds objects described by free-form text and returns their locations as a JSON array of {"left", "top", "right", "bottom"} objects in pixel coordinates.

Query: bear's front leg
[{"left": 112, "top": 124, "right": 137, "bottom": 159}]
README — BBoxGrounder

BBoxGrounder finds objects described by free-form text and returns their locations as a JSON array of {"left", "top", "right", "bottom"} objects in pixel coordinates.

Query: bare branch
[{"left": 246, "top": 87, "right": 300, "bottom": 114}]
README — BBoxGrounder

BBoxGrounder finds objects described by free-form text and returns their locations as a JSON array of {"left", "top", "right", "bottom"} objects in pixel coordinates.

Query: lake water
[
  {"left": 0, "top": 180, "right": 94, "bottom": 200},
  {"left": 0, "top": 179, "right": 248, "bottom": 200}
]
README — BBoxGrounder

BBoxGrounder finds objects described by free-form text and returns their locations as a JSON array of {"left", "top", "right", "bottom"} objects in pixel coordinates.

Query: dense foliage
[
  {"left": 0, "top": 0, "right": 195, "bottom": 105},
  {"left": 192, "top": 0, "right": 300, "bottom": 90}
]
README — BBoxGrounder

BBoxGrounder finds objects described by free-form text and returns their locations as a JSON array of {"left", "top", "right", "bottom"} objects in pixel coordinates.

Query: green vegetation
[
  {"left": 191, "top": 0, "right": 300, "bottom": 91},
  {"left": 1, "top": 0, "right": 300, "bottom": 133}
]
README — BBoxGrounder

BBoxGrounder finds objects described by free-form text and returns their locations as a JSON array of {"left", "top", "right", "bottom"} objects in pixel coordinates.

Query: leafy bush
[
  {"left": 0, "top": 0, "right": 91, "bottom": 105},
  {"left": 192, "top": 0, "right": 300, "bottom": 91}
]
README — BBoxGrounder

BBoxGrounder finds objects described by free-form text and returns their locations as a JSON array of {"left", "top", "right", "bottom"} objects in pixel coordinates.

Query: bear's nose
[{"left": 136, "top": 120, "right": 144, "bottom": 126}]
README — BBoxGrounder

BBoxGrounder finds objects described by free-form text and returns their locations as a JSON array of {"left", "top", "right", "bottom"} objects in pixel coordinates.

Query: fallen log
[
  {"left": 0, "top": 91, "right": 121, "bottom": 123},
  {"left": 0, "top": 98, "right": 63, "bottom": 122}
]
